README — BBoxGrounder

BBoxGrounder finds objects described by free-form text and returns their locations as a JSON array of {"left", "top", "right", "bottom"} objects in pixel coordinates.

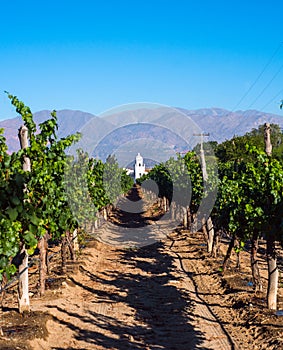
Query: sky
[{"left": 1, "top": 0, "right": 283, "bottom": 120}]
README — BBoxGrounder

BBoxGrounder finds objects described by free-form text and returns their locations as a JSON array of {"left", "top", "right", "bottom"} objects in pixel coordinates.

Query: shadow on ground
[
  {"left": 49, "top": 240, "right": 213, "bottom": 350},
  {"left": 47, "top": 186, "right": 212, "bottom": 349}
]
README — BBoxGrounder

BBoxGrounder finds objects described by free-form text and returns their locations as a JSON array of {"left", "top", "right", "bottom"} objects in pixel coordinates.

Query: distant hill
[
  {"left": 179, "top": 107, "right": 283, "bottom": 142},
  {"left": 0, "top": 110, "right": 113, "bottom": 154},
  {"left": 1, "top": 107, "right": 283, "bottom": 160}
]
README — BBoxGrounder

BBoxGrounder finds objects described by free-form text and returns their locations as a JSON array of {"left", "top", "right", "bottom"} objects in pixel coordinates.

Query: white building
[
  {"left": 124, "top": 168, "right": 134, "bottom": 176},
  {"left": 134, "top": 153, "right": 146, "bottom": 181}
]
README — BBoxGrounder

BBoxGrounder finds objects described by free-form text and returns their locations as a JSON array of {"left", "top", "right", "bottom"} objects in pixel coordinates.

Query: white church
[
  {"left": 124, "top": 153, "right": 148, "bottom": 181},
  {"left": 134, "top": 153, "right": 147, "bottom": 181}
]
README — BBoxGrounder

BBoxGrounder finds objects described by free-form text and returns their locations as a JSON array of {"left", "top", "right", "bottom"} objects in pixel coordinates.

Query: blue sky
[{"left": 1, "top": 0, "right": 283, "bottom": 120}]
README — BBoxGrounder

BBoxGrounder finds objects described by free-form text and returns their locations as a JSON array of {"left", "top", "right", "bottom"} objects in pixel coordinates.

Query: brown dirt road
[
  {"left": 29, "top": 186, "right": 236, "bottom": 350},
  {"left": 2, "top": 186, "right": 282, "bottom": 349},
  {"left": 29, "top": 235, "right": 236, "bottom": 350}
]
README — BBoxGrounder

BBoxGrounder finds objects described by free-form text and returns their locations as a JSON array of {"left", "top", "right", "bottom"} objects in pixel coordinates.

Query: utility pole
[
  {"left": 193, "top": 132, "right": 214, "bottom": 253},
  {"left": 193, "top": 133, "right": 210, "bottom": 182}
]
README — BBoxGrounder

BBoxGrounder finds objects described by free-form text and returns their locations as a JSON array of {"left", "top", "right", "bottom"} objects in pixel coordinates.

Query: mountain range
[{"left": 1, "top": 107, "right": 283, "bottom": 164}]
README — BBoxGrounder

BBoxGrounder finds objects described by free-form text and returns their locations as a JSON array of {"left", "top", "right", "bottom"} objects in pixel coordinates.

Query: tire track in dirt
[{"left": 166, "top": 233, "right": 239, "bottom": 350}]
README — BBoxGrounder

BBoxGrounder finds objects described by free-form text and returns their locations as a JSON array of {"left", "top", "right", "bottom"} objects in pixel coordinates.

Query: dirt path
[
  {"left": 29, "top": 240, "right": 234, "bottom": 350},
  {"left": 3, "top": 186, "right": 283, "bottom": 349},
  {"left": 28, "top": 186, "right": 236, "bottom": 350}
]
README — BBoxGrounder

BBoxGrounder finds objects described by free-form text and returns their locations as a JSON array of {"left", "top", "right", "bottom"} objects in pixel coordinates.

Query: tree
[{"left": 215, "top": 124, "right": 283, "bottom": 163}]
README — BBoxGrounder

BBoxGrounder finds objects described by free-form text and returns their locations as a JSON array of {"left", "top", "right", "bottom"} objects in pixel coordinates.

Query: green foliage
[
  {"left": 183, "top": 152, "right": 204, "bottom": 213},
  {"left": 103, "top": 155, "right": 124, "bottom": 204},
  {"left": 65, "top": 151, "right": 133, "bottom": 228},
  {"left": 0, "top": 95, "right": 132, "bottom": 282},
  {"left": 121, "top": 169, "right": 134, "bottom": 193},
  {"left": 3, "top": 93, "right": 282, "bottom": 291},
  {"left": 216, "top": 144, "right": 283, "bottom": 246},
  {"left": 138, "top": 151, "right": 204, "bottom": 213},
  {"left": 0, "top": 94, "right": 81, "bottom": 281},
  {"left": 65, "top": 150, "right": 102, "bottom": 227},
  {"left": 215, "top": 124, "right": 283, "bottom": 163},
  {"left": 234, "top": 241, "right": 245, "bottom": 254},
  {"left": 0, "top": 127, "right": 25, "bottom": 280},
  {"left": 193, "top": 141, "right": 218, "bottom": 156}
]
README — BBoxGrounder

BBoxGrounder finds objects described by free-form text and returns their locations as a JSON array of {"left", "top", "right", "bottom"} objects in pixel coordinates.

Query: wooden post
[
  {"left": 182, "top": 207, "right": 187, "bottom": 229},
  {"left": 163, "top": 196, "right": 167, "bottom": 212},
  {"left": 18, "top": 126, "right": 30, "bottom": 313},
  {"left": 103, "top": 208, "right": 107, "bottom": 221},
  {"left": 207, "top": 217, "right": 214, "bottom": 254},
  {"left": 18, "top": 246, "right": 30, "bottom": 313},
  {"left": 73, "top": 229, "right": 79, "bottom": 253},
  {"left": 267, "top": 235, "right": 278, "bottom": 309},
  {"left": 61, "top": 236, "right": 67, "bottom": 274},
  {"left": 171, "top": 202, "right": 176, "bottom": 220},
  {"left": 178, "top": 205, "right": 183, "bottom": 222},
  {"left": 264, "top": 123, "right": 278, "bottom": 309},
  {"left": 38, "top": 233, "right": 48, "bottom": 295},
  {"left": 201, "top": 217, "right": 208, "bottom": 240},
  {"left": 187, "top": 207, "right": 192, "bottom": 231},
  {"left": 212, "top": 230, "right": 219, "bottom": 258},
  {"left": 251, "top": 232, "right": 263, "bottom": 292},
  {"left": 19, "top": 126, "right": 31, "bottom": 172},
  {"left": 264, "top": 123, "right": 272, "bottom": 156}
]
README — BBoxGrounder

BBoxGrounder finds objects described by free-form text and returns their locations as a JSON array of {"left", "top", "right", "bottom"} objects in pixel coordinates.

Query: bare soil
[{"left": 1, "top": 186, "right": 283, "bottom": 349}]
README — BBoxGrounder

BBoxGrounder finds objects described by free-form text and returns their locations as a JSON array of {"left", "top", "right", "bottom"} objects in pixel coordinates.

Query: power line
[
  {"left": 232, "top": 42, "right": 283, "bottom": 112},
  {"left": 247, "top": 60, "right": 283, "bottom": 109},
  {"left": 260, "top": 87, "right": 283, "bottom": 112}
]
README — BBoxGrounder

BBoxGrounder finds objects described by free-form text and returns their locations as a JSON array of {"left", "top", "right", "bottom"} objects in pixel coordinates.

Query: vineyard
[{"left": 1, "top": 95, "right": 283, "bottom": 349}]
